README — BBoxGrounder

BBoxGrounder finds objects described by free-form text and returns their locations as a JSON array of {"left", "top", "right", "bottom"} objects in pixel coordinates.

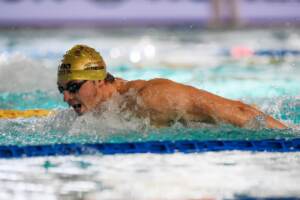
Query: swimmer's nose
[{"left": 63, "top": 91, "right": 73, "bottom": 102}]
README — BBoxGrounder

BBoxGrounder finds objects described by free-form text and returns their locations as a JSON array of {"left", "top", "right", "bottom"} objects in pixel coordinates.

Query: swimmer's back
[
  {"left": 124, "top": 78, "right": 209, "bottom": 126},
  {"left": 124, "top": 78, "right": 195, "bottom": 99}
]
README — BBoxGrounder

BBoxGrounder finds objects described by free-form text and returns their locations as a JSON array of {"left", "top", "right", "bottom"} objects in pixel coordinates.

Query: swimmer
[{"left": 57, "top": 44, "right": 287, "bottom": 129}]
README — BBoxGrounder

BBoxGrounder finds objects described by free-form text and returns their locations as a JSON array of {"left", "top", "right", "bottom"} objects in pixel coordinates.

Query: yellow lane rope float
[{"left": 0, "top": 109, "right": 53, "bottom": 119}]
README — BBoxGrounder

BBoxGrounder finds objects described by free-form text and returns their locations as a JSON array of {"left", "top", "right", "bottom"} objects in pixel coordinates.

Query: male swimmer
[{"left": 57, "top": 45, "right": 287, "bottom": 129}]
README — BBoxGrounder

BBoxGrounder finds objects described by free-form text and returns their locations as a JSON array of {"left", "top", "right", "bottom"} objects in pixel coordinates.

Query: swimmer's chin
[
  {"left": 76, "top": 111, "right": 84, "bottom": 116},
  {"left": 72, "top": 107, "right": 86, "bottom": 116},
  {"left": 73, "top": 107, "right": 96, "bottom": 116}
]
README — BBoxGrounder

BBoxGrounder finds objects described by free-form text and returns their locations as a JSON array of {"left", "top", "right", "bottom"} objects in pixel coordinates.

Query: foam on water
[
  {"left": 0, "top": 53, "right": 57, "bottom": 92},
  {"left": 0, "top": 107, "right": 298, "bottom": 146},
  {"left": 0, "top": 152, "right": 300, "bottom": 200}
]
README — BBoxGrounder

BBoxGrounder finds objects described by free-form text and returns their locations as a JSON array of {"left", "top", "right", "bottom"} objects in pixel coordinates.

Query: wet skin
[{"left": 58, "top": 78, "right": 287, "bottom": 129}]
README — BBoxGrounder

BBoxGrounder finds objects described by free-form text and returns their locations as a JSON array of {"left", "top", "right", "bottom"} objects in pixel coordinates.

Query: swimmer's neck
[
  {"left": 91, "top": 78, "right": 127, "bottom": 111},
  {"left": 114, "top": 78, "right": 128, "bottom": 94},
  {"left": 100, "top": 78, "right": 128, "bottom": 99}
]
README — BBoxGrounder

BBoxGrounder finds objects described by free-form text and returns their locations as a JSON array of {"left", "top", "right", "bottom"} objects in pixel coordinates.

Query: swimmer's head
[{"left": 57, "top": 45, "right": 107, "bottom": 82}]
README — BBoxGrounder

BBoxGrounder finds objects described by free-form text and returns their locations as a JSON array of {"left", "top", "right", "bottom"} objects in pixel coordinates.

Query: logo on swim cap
[{"left": 57, "top": 45, "right": 107, "bottom": 81}]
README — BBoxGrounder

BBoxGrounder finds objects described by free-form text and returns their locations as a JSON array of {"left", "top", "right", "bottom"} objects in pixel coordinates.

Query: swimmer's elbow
[
  {"left": 228, "top": 102, "right": 287, "bottom": 129},
  {"left": 242, "top": 103, "right": 288, "bottom": 129}
]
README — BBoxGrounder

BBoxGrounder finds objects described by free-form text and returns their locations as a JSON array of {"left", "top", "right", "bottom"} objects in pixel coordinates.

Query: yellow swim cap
[{"left": 57, "top": 45, "right": 107, "bottom": 82}]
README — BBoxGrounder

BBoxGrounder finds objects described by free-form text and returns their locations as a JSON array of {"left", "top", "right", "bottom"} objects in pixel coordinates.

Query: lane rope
[
  {"left": 0, "top": 138, "right": 299, "bottom": 159},
  {"left": 0, "top": 109, "right": 53, "bottom": 119}
]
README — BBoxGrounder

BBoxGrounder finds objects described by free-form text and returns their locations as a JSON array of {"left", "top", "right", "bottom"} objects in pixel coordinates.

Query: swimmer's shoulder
[
  {"left": 120, "top": 79, "right": 147, "bottom": 94},
  {"left": 138, "top": 78, "right": 194, "bottom": 97},
  {"left": 122, "top": 78, "right": 173, "bottom": 92},
  {"left": 144, "top": 78, "right": 179, "bottom": 88},
  {"left": 121, "top": 78, "right": 196, "bottom": 95},
  {"left": 145, "top": 78, "right": 197, "bottom": 92}
]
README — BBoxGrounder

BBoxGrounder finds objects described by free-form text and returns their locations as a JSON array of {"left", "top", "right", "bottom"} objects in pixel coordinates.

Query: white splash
[{"left": 0, "top": 53, "right": 57, "bottom": 92}]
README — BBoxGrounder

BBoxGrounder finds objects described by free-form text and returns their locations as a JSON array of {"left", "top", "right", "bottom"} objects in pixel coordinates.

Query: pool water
[{"left": 0, "top": 27, "right": 300, "bottom": 199}]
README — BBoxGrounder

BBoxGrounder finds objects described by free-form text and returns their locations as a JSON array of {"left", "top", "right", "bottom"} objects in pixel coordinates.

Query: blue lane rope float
[
  {"left": 255, "top": 49, "right": 300, "bottom": 57},
  {"left": 0, "top": 138, "right": 300, "bottom": 158}
]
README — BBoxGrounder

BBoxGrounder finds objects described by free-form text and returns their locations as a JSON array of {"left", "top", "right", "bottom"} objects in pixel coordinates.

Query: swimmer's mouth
[{"left": 72, "top": 104, "right": 82, "bottom": 114}]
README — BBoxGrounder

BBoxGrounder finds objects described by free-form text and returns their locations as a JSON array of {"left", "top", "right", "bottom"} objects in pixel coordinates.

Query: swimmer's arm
[
  {"left": 193, "top": 90, "right": 287, "bottom": 129},
  {"left": 220, "top": 100, "right": 287, "bottom": 129}
]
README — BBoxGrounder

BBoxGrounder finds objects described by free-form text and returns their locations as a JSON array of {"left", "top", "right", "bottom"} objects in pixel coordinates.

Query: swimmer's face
[{"left": 57, "top": 80, "right": 104, "bottom": 115}]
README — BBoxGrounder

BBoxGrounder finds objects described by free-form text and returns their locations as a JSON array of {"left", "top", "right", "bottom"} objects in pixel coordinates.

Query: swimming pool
[{"left": 0, "top": 27, "right": 300, "bottom": 199}]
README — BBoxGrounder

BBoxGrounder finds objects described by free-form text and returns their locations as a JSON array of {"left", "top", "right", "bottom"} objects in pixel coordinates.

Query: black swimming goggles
[{"left": 58, "top": 80, "right": 87, "bottom": 94}]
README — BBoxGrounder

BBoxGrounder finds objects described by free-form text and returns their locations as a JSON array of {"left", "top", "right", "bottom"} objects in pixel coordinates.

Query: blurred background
[{"left": 0, "top": 0, "right": 300, "bottom": 28}]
